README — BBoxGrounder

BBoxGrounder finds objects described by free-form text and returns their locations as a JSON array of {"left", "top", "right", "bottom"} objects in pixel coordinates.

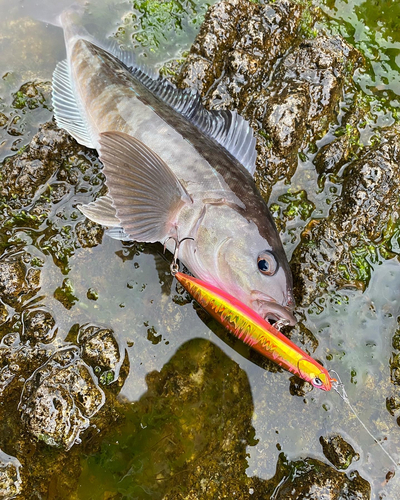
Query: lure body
[{"left": 175, "top": 272, "right": 333, "bottom": 391}]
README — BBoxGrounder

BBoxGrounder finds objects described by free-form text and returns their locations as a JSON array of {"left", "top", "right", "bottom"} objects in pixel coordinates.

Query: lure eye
[
  {"left": 312, "top": 377, "right": 323, "bottom": 387},
  {"left": 257, "top": 251, "right": 278, "bottom": 276}
]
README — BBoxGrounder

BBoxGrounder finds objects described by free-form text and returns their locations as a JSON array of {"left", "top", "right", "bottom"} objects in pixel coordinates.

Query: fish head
[{"left": 186, "top": 204, "right": 296, "bottom": 326}]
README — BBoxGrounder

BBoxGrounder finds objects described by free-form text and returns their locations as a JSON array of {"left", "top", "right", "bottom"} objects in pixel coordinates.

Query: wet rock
[
  {"left": 179, "top": 0, "right": 305, "bottom": 99},
  {"left": 292, "top": 126, "right": 400, "bottom": 305},
  {"left": 0, "top": 253, "right": 40, "bottom": 308},
  {"left": 0, "top": 303, "right": 7, "bottom": 326},
  {"left": 267, "top": 453, "right": 370, "bottom": 499},
  {"left": 178, "top": 0, "right": 361, "bottom": 196},
  {"left": 0, "top": 343, "right": 50, "bottom": 398},
  {"left": 79, "top": 325, "right": 120, "bottom": 374},
  {"left": 19, "top": 347, "right": 104, "bottom": 449},
  {"left": 0, "top": 450, "right": 22, "bottom": 500},
  {"left": 75, "top": 219, "right": 104, "bottom": 248},
  {"left": 0, "top": 122, "right": 75, "bottom": 206},
  {"left": 12, "top": 81, "right": 51, "bottom": 111},
  {"left": 314, "top": 96, "right": 369, "bottom": 176},
  {"left": 289, "top": 376, "right": 312, "bottom": 397},
  {"left": 320, "top": 434, "right": 359, "bottom": 470},
  {"left": 22, "top": 309, "right": 57, "bottom": 344},
  {"left": 53, "top": 278, "right": 78, "bottom": 310}
]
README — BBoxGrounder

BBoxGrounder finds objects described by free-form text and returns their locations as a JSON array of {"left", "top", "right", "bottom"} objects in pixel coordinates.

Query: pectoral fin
[{"left": 99, "top": 131, "right": 192, "bottom": 243}]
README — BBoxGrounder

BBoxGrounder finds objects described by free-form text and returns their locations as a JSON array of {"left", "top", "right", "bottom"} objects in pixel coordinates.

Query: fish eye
[
  {"left": 312, "top": 377, "right": 323, "bottom": 387},
  {"left": 257, "top": 251, "right": 278, "bottom": 276}
]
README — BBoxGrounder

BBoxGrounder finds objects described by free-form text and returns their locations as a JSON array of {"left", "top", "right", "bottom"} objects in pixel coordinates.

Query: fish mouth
[{"left": 251, "top": 291, "right": 297, "bottom": 326}]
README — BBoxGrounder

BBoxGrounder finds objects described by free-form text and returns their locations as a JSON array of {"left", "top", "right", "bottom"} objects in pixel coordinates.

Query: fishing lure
[{"left": 174, "top": 271, "right": 335, "bottom": 391}]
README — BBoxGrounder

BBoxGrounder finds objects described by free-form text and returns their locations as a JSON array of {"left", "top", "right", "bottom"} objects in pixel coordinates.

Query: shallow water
[{"left": 0, "top": 0, "right": 400, "bottom": 498}]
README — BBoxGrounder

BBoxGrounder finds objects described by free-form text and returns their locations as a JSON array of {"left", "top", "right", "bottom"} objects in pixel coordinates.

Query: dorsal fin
[
  {"left": 128, "top": 72, "right": 257, "bottom": 176},
  {"left": 104, "top": 40, "right": 159, "bottom": 81}
]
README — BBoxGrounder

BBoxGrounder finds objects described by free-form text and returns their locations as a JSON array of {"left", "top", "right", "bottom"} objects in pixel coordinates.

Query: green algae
[{"left": 115, "top": 0, "right": 210, "bottom": 61}]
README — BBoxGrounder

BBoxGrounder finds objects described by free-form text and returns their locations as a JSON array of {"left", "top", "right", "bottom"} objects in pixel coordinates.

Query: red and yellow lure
[{"left": 175, "top": 272, "right": 335, "bottom": 391}]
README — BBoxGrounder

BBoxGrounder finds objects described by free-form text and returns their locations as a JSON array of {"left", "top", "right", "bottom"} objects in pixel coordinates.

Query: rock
[
  {"left": 0, "top": 122, "right": 74, "bottom": 205},
  {"left": 75, "top": 219, "right": 104, "bottom": 248},
  {"left": 292, "top": 127, "right": 400, "bottom": 305},
  {"left": 12, "top": 81, "right": 51, "bottom": 111},
  {"left": 76, "top": 338, "right": 261, "bottom": 498},
  {"left": 0, "top": 450, "right": 22, "bottom": 500},
  {"left": 19, "top": 347, "right": 105, "bottom": 449},
  {"left": 314, "top": 96, "right": 369, "bottom": 176},
  {"left": 79, "top": 326, "right": 120, "bottom": 378},
  {"left": 320, "top": 434, "right": 360, "bottom": 470},
  {"left": 0, "top": 253, "right": 40, "bottom": 308},
  {"left": 22, "top": 309, "right": 57, "bottom": 344},
  {"left": 53, "top": 278, "right": 78, "bottom": 310},
  {"left": 0, "top": 343, "right": 49, "bottom": 398},
  {"left": 289, "top": 376, "right": 313, "bottom": 397},
  {"left": 267, "top": 453, "right": 370, "bottom": 499}
]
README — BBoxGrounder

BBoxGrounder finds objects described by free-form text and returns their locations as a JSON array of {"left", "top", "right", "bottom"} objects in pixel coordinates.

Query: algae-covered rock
[
  {"left": 22, "top": 309, "right": 57, "bottom": 344},
  {"left": 0, "top": 450, "right": 22, "bottom": 500},
  {"left": 77, "top": 338, "right": 261, "bottom": 499},
  {"left": 266, "top": 453, "right": 370, "bottom": 499},
  {"left": 19, "top": 347, "right": 105, "bottom": 449},
  {"left": 292, "top": 126, "right": 400, "bottom": 305},
  {"left": 0, "top": 253, "right": 40, "bottom": 308},
  {"left": 320, "top": 434, "right": 360, "bottom": 470}
]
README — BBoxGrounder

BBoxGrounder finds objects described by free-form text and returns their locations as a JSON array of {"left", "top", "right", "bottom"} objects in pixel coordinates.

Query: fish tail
[
  {"left": 59, "top": 4, "right": 91, "bottom": 54},
  {"left": 25, "top": 1, "right": 85, "bottom": 28}
]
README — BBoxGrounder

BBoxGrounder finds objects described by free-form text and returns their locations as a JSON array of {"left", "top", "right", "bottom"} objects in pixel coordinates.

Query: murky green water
[{"left": 0, "top": 0, "right": 400, "bottom": 498}]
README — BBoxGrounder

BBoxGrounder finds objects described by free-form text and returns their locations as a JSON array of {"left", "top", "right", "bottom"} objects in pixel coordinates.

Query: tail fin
[{"left": 21, "top": 0, "right": 85, "bottom": 27}]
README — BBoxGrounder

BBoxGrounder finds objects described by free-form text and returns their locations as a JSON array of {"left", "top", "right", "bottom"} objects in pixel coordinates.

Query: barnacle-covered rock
[
  {"left": 19, "top": 347, "right": 105, "bottom": 449},
  {"left": 0, "top": 450, "right": 22, "bottom": 500},
  {"left": 292, "top": 126, "right": 400, "bottom": 305},
  {"left": 320, "top": 434, "right": 360, "bottom": 470}
]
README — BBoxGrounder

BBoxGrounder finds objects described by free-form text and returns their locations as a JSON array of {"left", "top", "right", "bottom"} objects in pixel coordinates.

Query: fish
[
  {"left": 52, "top": 7, "right": 296, "bottom": 325},
  {"left": 175, "top": 271, "right": 334, "bottom": 390}
]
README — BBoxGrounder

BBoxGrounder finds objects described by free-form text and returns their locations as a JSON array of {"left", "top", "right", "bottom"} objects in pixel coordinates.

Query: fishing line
[{"left": 329, "top": 369, "right": 399, "bottom": 469}]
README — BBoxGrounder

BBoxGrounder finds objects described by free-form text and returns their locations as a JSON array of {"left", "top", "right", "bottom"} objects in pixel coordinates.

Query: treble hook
[{"left": 164, "top": 236, "right": 194, "bottom": 276}]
